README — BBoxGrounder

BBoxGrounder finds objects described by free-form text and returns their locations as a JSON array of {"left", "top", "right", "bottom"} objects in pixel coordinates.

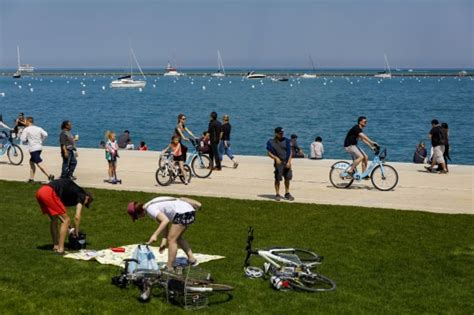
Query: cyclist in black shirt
[{"left": 343, "top": 116, "right": 378, "bottom": 176}]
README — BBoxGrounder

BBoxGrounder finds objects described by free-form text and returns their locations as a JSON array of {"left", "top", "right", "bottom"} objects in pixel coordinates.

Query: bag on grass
[
  {"left": 68, "top": 232, "right": 87, "bottom": 250},
  {"left": 127, "top": 245, "right": 159, "bottom": 273}
]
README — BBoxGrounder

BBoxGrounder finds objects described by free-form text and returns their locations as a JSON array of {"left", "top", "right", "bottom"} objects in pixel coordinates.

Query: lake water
[{"left": 1, "top": 71, "right": 473, "bottom": 164}]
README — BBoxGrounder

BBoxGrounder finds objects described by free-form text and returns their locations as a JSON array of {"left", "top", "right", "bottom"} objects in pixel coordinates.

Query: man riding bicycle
[{"left": 344, "top": 116, "right": 378, "bottom": 177}]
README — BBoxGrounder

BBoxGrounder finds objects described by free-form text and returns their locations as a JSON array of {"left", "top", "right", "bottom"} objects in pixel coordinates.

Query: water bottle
[{"left": 270, "top": 276, "right": 289, "bottom": 290}]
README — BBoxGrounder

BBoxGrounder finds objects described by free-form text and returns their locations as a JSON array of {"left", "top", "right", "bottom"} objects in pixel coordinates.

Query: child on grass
[{"left": 105, "top": 131, "right": 119, "bottom": 184}]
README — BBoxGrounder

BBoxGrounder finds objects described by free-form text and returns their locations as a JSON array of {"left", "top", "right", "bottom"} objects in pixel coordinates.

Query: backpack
[{"left": 127, "top": 245, "right": 159, "bottom": 273}]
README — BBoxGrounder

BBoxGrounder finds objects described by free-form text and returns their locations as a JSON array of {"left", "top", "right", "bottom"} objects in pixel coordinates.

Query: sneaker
[
  {"left": 233, "top": 162, "right": 239, "bottom": 169},
  {"left": 424, "top": 166, "right": 435, "bottom": 173},
  {"left": 284, "top": 193, "right": 295, "bottom": 201},
  {"left": 27, "top": 179, "right": 34, "bottom": 183},
  {"left": 188, "top": 259, "right": 199, "bottom": 267},
  {"left": 275, "top": 194, "right": 282, "bottom": 201},
  {"left": 48, "top": 175, "right": 55, "bottom": 181}
]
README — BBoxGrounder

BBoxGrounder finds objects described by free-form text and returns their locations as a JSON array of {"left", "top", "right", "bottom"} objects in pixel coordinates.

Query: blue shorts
[{"left": 30, "top": 150, "right": 43, "bottom": 164}]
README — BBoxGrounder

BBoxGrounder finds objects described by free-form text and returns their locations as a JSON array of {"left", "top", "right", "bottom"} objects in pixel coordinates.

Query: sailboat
[
  {"left": 211, "top": 50, "right": 225, "bottom": 77},
  {"left": 163, "top": 61, "right": 183, "bottom": 76},
  {"left": 110, "top": 48, "right": 146, "bottom": 88},
  {"left": 374, "top": 54, "right": 392, "bottom": 79},
  {"left": 301, "top": 55, "right": 317, "bottom": 79},
  {"left": 13, "top": 46, "right": 33, "bottom": 78}
]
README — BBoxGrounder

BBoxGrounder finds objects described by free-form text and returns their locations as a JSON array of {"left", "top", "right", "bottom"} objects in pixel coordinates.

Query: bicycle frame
[
  {"left": 0, "top": 131, "right": 14, "bottom": 156},
  {"left": 337, "top": 148, "right": 389, "bottom": 181},
  {"left": 186, "top": 139, "right": 207, "bottom": 167}
]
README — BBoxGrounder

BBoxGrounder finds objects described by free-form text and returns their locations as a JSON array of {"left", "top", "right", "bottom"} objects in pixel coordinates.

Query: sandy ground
[{"left": 0, "top": 146, "right": 472, "bottom": 214}]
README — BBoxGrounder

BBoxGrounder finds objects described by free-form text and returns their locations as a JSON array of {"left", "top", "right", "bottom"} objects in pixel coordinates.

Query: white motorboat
[
  {"left": 374, "top": 54, "right": 392, "bottom": 79},
  {"left": 163, "top": 62, "right": 183, "bottom": 76},
  {"left": 300, "top": 54, "right": 317, "bottom": 79},
  {"left": 211, "top": 50, "right": 225, "bottom": 77},
  {"left": 246, "top": 71, "right": 266, "bottom": 79},
  {"left": 110, "top": 47, "right": 146, "bottom": 88}
]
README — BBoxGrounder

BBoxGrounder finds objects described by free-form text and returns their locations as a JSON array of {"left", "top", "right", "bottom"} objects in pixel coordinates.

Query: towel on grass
[{"left": 64, "top": 244, "right": 225, "bottom": 267}]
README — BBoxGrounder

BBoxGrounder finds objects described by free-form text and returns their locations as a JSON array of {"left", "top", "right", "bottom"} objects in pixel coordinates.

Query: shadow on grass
[
  {"left": 37, "top": 244, "right": 54, "bottom": 251},
  {"left": 257, "top": 194, "right": 277, "bottom": 201}
]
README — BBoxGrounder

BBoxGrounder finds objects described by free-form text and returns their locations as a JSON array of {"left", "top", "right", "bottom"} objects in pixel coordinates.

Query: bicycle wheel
[
  {"left": 371, "top": 164, "right": 398, "bottom": 191},
  {"left": 329, "top": 161, "right": 354, "bottom": 188},
  {"left": 191, "top": 154, "right": 212, "bottom": 178},
  {"left": 7, "top": 144, "right": 23, "bottom": 165},
  {"left": 155, "top": 166, "right": 172, "bottom": 186},
  {"left": 180, "top": 165, "right": 192, "bottom": 184},
  {"left": 288, "top": 273, "right": 336, "bottom": 292},
  {"left": 271, "top": 248, "right": 323, "bottom": 263}
]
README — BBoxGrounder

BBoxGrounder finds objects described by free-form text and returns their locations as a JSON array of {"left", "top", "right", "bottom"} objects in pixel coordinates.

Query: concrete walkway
[{"left": 0, "top": 147, "right": 472, "bottom": 214}]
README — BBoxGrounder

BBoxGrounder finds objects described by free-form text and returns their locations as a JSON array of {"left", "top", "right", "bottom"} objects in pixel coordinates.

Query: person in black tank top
[{"left": 218, "top": 115, "right": 239, "bottom": 168}]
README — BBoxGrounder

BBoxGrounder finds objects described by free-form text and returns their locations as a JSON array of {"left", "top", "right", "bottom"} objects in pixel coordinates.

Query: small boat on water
[
  {"left": 246, "top": 71, "right": 266, "bottom": 79},
  {"left": 374, "top": 54, "right": 392, "bottom": 79},
  {"left": 301, "top": 54, "right": 317, "bottom": 79},
  {"left": 163, "top": 62, "right": 183, "bottom": 76},
  {"left": 211, "top": 50, "right": 225, "bottom": 77},
  {"left": 110, "top": 47, "right": 146, "bottom": 88},
  {"left": 271, "top": 77, "right": 289, "bottom": 82}
]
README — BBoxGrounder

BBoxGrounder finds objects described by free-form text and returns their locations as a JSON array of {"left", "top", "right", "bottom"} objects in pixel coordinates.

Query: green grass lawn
[{"left": 0, "top": 180, "right": 473, "bottom": 314}]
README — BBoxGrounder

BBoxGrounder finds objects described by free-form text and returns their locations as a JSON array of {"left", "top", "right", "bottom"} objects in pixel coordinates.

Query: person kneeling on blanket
[
  {"left": 127, "top": 196, "right": 201, "bottom": 272},
  {"left": 36, "top": 178, "right": 93, "bottom": 254}
]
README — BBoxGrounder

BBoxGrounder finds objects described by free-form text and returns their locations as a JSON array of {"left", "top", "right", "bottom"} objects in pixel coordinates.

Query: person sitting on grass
[
  {"left": 161, "top": 135, "right": 189, "bottom": 185},
  {"left": 35, "top": 178, "right": 93, "bottom": 254},
  {"left": 127, "top": 196, "right": 201, "bottom": 271}
]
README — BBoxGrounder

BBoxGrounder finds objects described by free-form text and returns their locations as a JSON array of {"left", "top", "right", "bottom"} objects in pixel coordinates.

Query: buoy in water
[
  {"left": 81, "top": 90, "right": 86, "bottom": 95},
  {"left": 138, "top": 88, "right": 143, "bottom": 92},
  {"left": 0, "top": 92, "right": 5, "bottom": 97},
  {"left": 102, "top": 86, "right": 106, "bottom": 90},
  {"left": 251, "top": 85, "right": 255, "bottom": 89},
  {"left": 30, "top": 88, "right": 34, "bottom": 92},
  {"left": 202, "top": 86, "right": 206, "bottom": 90}
]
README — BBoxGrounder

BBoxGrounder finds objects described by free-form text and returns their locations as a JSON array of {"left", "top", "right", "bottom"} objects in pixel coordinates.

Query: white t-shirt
[
  {"left": 145, "top": 198, "right": 195, "bottom": 221},
  {"left": 310, "top": 141, "right": 324, "bottom": 159},
  {"left": 20, "top": 125, "right": 48, "bottom": 152}
]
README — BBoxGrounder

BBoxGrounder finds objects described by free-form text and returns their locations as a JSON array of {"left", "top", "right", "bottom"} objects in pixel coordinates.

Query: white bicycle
[{"left": 244, "top": 227, "right": 336, "bottom": 292}]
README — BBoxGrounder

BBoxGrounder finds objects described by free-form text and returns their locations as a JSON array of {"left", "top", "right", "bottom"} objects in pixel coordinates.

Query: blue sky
[{"left": 0, "top": 0, "right": 472, "bottom": 69}]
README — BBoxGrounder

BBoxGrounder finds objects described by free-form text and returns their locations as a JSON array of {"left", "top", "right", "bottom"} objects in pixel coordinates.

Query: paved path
[{"left": 1, "top": 147, "right": 472, "bottom": 214}]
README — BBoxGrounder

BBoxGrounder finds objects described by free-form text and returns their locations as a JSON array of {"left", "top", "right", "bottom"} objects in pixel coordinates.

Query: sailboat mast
[
  {"left": 309, "top": 55, "right": 316, "bottom": 74},
  {"left": 384, "top": 54, "right": 391, "bottom": 74},
  {"left": 217, "top": 50, "right": 225, "bottom": 75},
  {"left": 17, "top": 46, "right": 21, "bottom": 70}
]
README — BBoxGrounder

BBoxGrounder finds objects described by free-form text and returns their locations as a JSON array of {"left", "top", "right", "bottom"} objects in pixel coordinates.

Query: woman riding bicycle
[
  {"left": 174, "top": 113, "right": 197, "bottom": 158},
  {"left": 160, "top": 135, "right": 189, "bottom": 185},
  {"left": 127, "top": 196, "right": 202, "bottom": 272}
]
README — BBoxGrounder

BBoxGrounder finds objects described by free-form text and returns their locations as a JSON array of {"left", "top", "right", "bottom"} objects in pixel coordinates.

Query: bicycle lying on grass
[
  {"left": 244, "top": 227, "right": 336, "bottom": 292},
  {"left": 329, "top": 145, "right": 399, "bottom": 191},
  {"left": 156, "top": 154, "right": 192, "bottom": 186},
  {"left": 112, "top": 245, "right": 233, "bottom": 309},
  {"left": 0, "top": 130, "right": 23, "bottom": 165}
]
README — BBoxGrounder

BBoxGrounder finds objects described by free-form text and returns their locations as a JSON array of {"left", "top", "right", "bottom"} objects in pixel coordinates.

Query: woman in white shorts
[{"left": 127, "top": 196, "right": 201, "bottom": 271}]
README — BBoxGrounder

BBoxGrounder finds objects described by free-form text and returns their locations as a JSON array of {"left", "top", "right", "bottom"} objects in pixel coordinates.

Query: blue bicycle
[
  {"left": 0, "top": 130, "right": 24, "bottom": 165},
  {"left": 329, "top": 145, "right": 399, "bottom": 191}
]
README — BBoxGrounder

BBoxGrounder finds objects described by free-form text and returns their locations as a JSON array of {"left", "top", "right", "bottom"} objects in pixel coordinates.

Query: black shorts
[
  {"left": 173, "top": 154, "right": 185, "bottom": 162},
  {"left": 30, "top": 150, "right": 43, "bottom": 164},
  {"left": 274, "top": 163, "right": 292, "bottom": 181},
  {"left": 172, "top": 212, "right": 195, "bottom": 226}
]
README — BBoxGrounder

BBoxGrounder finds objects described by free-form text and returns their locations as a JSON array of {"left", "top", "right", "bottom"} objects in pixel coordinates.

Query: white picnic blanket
[{"left": 64, "top": 244, "right": 225, "bottom": 268}]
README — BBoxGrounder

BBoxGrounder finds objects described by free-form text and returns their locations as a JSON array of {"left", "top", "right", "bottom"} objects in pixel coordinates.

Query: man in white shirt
[
  {"left": 20, "top": 116, "right": 54, "bottom": 182},
  {"left": 310, "top": 136, "right": 324, "bottom": 159}
]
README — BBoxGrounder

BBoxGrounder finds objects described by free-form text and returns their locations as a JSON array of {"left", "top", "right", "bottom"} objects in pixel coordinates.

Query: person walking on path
[
  {"left": 219, "top": 114, "right": 238, "bottom": 168},
  {"left": 59, "top": 120, "right": 78, "bottom": 180},
  {"left": 20, "top": 116, "right": 54, "bottom": 182},
  {"left": 343, "top": 116, "right": 378, "bottom": 177},
  {"left": 127, "top": 196, "right": 201, "bottom": 272},
  {"left": 310, "top": 136, "right": 324, "bottom": 159},
  {"left": 437, "top": 123, "right": 450, "bottom": 171},
  {"left": 36, "top": 178, "right": 93, "bottom": 254},
  {"left": 105, "top": 131, "right": 120, "bottom": 183},
  {"left": 266, "top": 127, "right": 294, "bottom": 201},
  {"left": 426, "top": 119, "right": 448, "bottom": 174},
  {"left": 208, "top": 111, "right": 222, "bottom": 170},
  {"left": 174, "top": 113, "right": 197, "bottom": 159}
]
